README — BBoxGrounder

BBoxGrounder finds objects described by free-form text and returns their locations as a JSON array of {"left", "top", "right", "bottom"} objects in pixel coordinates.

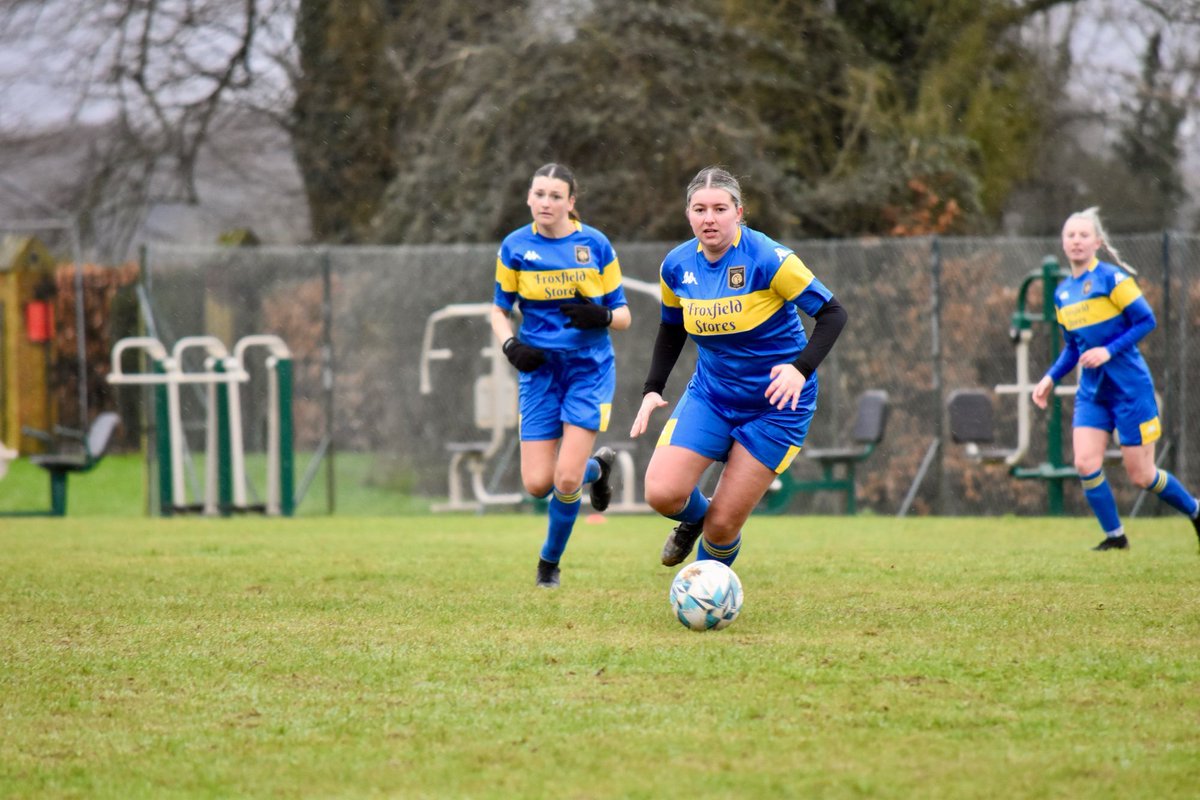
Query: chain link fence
[{"left": 131, "top": 233, "right": 1198, "bottom": 517}]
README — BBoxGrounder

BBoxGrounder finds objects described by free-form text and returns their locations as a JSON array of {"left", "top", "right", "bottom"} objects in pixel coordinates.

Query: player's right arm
[
  {"left": 1033, "top": 327, "right": 1081, "bottom": 410},
  {"left": 630, "top": 319, "right": 685, "bottom": 438},
  {"left": 490, "top": 304, "right": 516, "bottom": 348},
  {"left": 492, "top": 244, "right": 547, "bottom": 372},
  {"left": 631, "top": 267, "right": 686, "bottom": 438}
]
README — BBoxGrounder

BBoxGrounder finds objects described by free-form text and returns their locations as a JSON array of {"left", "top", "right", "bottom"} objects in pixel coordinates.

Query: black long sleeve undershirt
[
  {"left": 641, "top": 321, "right": 688, "bottom": 396},
  {"left": 792, "top": 296, "right": 847, "bottom": 378},
  {"left": 641, "top": 296, "right": 848, "bottom": 395}
]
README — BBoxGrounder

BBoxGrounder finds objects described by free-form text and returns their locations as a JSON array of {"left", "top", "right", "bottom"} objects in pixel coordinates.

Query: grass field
[
  {"left": 0, "top": 454, "right": 429, "bottom": 517},
  {"left": 2, "top": 509, "right": 1199, "bottom": 798}
]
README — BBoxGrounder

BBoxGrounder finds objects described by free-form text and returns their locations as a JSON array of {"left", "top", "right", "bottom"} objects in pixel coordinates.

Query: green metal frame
[
  {"left": 146, "top": 344, "right": 295, "bottom": 518},
  {"left": 1008, "top": 256, "right": 1073, "bottom": 514},
  {"left": 764, "top": 443, "right": 878, "bottom": 515},
  {"left": 215, "top": 359, "right": 233, "bottom": 516},
  {"left": 154, "top": 359, "right": 173, "bottom": 516}
]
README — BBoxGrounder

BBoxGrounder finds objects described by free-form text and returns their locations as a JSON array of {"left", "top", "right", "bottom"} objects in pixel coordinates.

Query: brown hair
[{"left": 533, "top": 163, "right": 580, "bottom": 222}]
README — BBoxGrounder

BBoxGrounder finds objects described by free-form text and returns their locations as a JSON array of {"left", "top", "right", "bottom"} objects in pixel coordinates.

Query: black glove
[
  {"left": 502, "top": 337, "right": 547, "bottom": 372},
  {"left": 559, "top": 290, "right": 613, "bottom": 329}
]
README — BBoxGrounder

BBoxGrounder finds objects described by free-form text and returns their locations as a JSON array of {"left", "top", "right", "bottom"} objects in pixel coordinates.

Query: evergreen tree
[{"left": 369, "top": 0, "right": 1070, "bottom": 243}]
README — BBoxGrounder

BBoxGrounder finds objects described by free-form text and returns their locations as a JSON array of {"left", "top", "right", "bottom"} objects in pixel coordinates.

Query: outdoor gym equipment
[
  {"left": 419, "top": 303, "right": 524, "bottom": 511},
  {"left": 948, "top": 256, "right": 1082, "bottom": 514},
  {"left": 419, "top": 302, "right": 643, "bottom": 512},
  {"left": 107, "top": 334, "right": 294, "bottom": 516}
]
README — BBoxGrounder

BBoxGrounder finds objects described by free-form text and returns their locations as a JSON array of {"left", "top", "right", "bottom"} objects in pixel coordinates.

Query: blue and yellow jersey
[
  {"left": 1049, "top": 258, "right": 1155, "bottom": 399},
  {"left": 494, "top": 220, "right": 627, "bottom": 351},
  {"left": 659, "top": 225, "right": 832, "bottom": 409}
]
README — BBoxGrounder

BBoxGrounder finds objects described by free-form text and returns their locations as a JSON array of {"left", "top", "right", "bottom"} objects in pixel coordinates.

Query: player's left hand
[
  {"left": 1079, "top": 346, "right": 1111, "bottom": 369},
  {"left": 560, "top": 290, "right": 613, "bottom": 329},
  {"left": 766, "top": 364, "right": 806, "bottom": 411}
]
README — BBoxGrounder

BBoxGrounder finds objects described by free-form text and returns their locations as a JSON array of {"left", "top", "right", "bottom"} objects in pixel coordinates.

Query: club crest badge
[
  {"left": 575, "top": 245, "right": 592, "bottom": 264},
  {"left": 728, "top": 266, "right": 745, "bottom": 290},
  {"left": 1082, "top": 280, "right": 1092, "bottom": 295}
]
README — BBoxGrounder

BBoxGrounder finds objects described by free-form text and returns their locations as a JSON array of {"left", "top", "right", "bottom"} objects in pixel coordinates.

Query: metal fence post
[
  {"left": 322, "top": 249, "right": 336, "bottom": 514},
  {"left": 1169, "top": 231, "right": 1189, "bottom": 487},
  {"left": 1162, "top": 230, "right": 1177, "bottom": 478},
  {"left": 931, "top": 236, "right": 944, "bottom": 514}
]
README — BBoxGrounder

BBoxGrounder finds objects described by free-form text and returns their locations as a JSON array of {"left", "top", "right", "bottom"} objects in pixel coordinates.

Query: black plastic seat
[
  {"left": 23, "top": 412, "right": 121, "bottom": 516},
  {"left": 946, "top": 389, "right": 1014, "bottom": 462},
  {"left": 804, "top": 390, "right": 890, "bottom": 466}
]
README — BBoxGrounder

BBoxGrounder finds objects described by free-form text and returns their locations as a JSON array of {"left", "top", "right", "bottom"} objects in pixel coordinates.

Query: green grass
[
  {"left": 0, "top": 454, "right": 429, "bottom": 516},
  {"left": 2, "top": 514, "right": 1199, "bottom": 798}
]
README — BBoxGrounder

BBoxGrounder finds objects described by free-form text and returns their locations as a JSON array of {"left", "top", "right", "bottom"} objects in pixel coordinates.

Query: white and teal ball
[{"left": 669, "top": 560, "right": 743, "bottom": 631}]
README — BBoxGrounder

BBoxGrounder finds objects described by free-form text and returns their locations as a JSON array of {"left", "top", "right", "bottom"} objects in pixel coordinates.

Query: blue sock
[
  {"left": 1147, "top": 469, "right": 1200, "bottom": 517},
  {"left": 1080, "top": 469, "right": 1123, "bottom": 536},
  {"left": 697, "top": 534, "right": 741, "bottom": 566},
  {"left": 540, "top": 486, "right": 582, "bottom": 563},
  {"left": 583, "top": 457, "right": 601, "bottom": 485},
  {"left": 666, "top": 487, "right": 709, "bottom": 525}
]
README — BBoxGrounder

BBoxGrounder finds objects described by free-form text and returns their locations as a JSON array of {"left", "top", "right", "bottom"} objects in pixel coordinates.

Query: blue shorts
[
  {"left": 1074, "top": 391, "right": 1161, "bottom": 446},
  {"left": 518, "top": 344, "right": 615, "bottom": 440},
  {"left": 656, "top": 385, "right": 815, "bottom": 474}
]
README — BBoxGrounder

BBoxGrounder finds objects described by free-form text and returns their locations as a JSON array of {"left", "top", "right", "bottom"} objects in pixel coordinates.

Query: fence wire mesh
[{"left": 135, "top": 233, "right": 1199, "bottom": 517}]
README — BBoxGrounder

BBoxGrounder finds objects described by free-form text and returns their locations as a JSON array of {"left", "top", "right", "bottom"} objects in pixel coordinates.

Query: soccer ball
[{"left": 669, "top": 560, "right": 743, "bottom": 632}]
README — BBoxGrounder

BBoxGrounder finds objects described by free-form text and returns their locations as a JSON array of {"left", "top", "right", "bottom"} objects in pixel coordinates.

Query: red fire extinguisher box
[{"left": 25, "top": 299, "right": 54, "bottom": 343}]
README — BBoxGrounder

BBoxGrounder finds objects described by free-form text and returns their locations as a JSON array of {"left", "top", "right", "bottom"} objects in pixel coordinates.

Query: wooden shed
[{"left": 0, "top": 235, "right": 56, "bottom": 449}]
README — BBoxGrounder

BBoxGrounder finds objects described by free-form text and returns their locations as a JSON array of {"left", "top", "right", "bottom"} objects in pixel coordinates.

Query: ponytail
[{"left": 1069, "top": 206, "right": 1137, "bottom": 274}]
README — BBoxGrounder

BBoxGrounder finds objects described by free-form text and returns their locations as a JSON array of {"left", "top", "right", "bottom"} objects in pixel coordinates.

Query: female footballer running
[
  {"left": 491, "top": 163, "right": 631, "bottom": 587},
  {"left": 630, "top": 166, "right": 847, "bottom": 567},
  {"left": 1032, "top": 207, "right": 1200, "bottom": 551}
]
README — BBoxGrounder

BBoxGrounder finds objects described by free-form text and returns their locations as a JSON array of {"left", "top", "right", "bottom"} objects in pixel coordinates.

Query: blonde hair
[{"left": 1066, "top": 206, "right": 1137, "bottom": 274}]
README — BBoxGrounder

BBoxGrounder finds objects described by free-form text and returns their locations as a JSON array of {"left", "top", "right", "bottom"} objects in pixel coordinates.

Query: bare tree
[
  {"left": 0, "top": 0, "right": 296, "bottom": 257},
  {"left": 1004, "top": 0, "right": 1200, "bottom": 231}
]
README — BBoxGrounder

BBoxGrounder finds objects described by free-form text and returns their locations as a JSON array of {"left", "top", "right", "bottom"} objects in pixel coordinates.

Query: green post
[
  {"left": 49, "top": 473, "right": 68, "bottom": 516},
  {"left": 277, "top": 357, "right": 295, "bottom": 517},
  {"left": 153, "top": 359, "right": 173, "bottom": 517},
  {"left": 1041, "top": 256, "right": 1066, "bottom": 515},
  {"left": 1009, "top": 257, "right": 1074, "bottom": 514},
  {"left": 214, "top": 360, "right": 233, "bottom": 517},
  {"left": 847, "top": 466, "right": 858, "bottom": 514}
]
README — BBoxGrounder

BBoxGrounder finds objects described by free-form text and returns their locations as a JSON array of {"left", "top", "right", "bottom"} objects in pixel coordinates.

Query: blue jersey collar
[{"left": 531, "top": 219, "right": 583, "bottom": 238}]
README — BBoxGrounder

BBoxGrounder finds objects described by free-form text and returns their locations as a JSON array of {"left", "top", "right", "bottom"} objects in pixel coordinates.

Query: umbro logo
[
  {"left": 523, "top": 250, "right": 543, "bottom": 261},
  {"left": 681, "top": 271, "right": 698, "bottom": 285}
]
